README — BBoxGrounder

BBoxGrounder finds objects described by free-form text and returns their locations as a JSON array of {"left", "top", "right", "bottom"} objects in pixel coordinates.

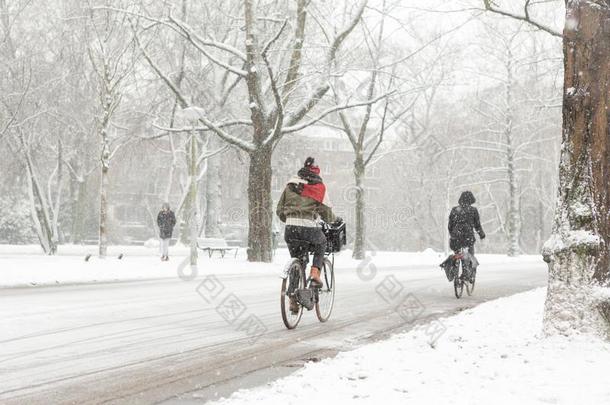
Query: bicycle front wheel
[
  {"left": 281, "top": 259, "right": 305, "bottom": 329},
  {"left": 315, "top": 257, "right": 335, "bottom": 322}
]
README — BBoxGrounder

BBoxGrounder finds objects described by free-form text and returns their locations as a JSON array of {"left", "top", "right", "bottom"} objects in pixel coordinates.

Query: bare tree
[
  {"left": 0, "top": 0, "right": 61, "bottom": 254},
  {"left": 332, "top": 2, "right": 413, "bottom": 259},
  {"left": 85, "top": 1, "right": 138, "bottom": 257},
  {"left": 128, "top": 0, "right": 398, "bottom": 262},
  {"left": 472, "top": 24, "right": 524, "bottom": 256}
]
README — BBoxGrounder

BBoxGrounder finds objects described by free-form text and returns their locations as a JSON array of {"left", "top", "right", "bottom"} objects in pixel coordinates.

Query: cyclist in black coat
[{"left": 448, "top": 191, "right": 485, "bottom": 255}]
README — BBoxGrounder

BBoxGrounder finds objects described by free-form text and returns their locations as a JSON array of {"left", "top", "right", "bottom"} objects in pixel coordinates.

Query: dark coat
[
  {"left": 448, "top": 192, "right": 485, "bottom": 251},
  {"left": 157, "top": 210, "right": 176, "bottom": 239}
]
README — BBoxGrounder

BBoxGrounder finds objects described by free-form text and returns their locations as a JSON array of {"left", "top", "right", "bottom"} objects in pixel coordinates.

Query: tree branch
[
  {"left": 151, "top": 119, "right": 252, "bottom": 135},
  {"left": 261, "top": 20, "right": 288, "bottom": 146},
  {"left": 196, "top": 144, "right": 230, "bottom": 167},
  {"left": 481, "top": 0, "right": 563, "bottom": 38},
  {"left": 244, "top": 0, "right": 268, "bottom": 134},
  {"left": 284, "top": 0, "right": 368, "bottom": 127},
  {"left": 364, "top": 98, "right": 389, "bottom": 166},
  {"left": 282, "top": 91, "right": 394, "bottom": 134},
  {"left": 282, "top": 0, "right": 308, "bottom": 102},
  {"left": 168, "top": 12, "right": 248, "bottom": 77},
  {"left": 135, "top": 32, "right": 189, "bottom": 108},
  {"left": 135, "top": 30, "right": 255, "bottom": 152},
  {"left": 167, "top": 14, "right": 247, "bottom": 61}
]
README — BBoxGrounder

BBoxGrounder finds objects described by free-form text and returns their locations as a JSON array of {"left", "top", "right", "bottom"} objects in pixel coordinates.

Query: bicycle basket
[{"left": 324, "top": 222, "right": 346, "bottom": 253}]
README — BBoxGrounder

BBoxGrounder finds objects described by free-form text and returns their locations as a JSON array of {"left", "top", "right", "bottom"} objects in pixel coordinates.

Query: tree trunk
[
  {"left": 98, "top": 73, "right": 112, "bottom": 258},
  {"left": 247, "top": 146, "right": 273, "bottom": 263},
  {"left": 24, "top": 152, "right": 56, "bottom": 255},
  {"left": 443, "top": 154, "right": 456, "bottom": 255},
  {"left": 99, "top": 163, "right": 109, "bottom": 258},
  {"left": 205, "top": 141, "right": 223, "bottom": 238},
  {"left": 51, "top": 142, "right": 63, "bottom": 246},
  {"left": 70, "top": 177, "right": 87, "bottom": 244},
  {"left": 507, "top": 147, "right": 520, "bottom": 256},
  {"left": 535, "top": 141, "right": 547, "bottom": 253},
  {"left": 163, "top": 134, "right": 179, "bottom": 203},
  {"left": 353, "top": 156, "right": 366, "bottom": 260},
  {"left": 187, "top": 132, "right": 199, "bottom": 266},
  {"left": 504, "top": 46, "right": 520, "bottom": 256},
  {"left": 542, "top": 1, "right": 610, "bottom": 338},
  {"left": 536, "top": 197, "right": 545, "bottom": 253},
  {"left": 98, "top": 106, "right": 112, "bottom": 258}
]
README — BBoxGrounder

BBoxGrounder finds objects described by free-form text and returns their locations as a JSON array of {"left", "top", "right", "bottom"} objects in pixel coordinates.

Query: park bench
[{"left": 197, "top": 237, "right": 238, "bottom": 258}]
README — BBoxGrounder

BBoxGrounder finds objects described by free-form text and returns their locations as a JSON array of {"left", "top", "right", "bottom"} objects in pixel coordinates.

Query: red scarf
[
  {"left": 300, "top": 165, "right": 326, "bottom": 203},
  {"left": 302, "top": 183, "right": 326, "bottom": 203}
]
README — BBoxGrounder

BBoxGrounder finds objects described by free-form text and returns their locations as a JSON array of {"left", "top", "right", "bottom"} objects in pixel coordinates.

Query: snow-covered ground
[
  {"left": 0, "top": 244, "right": 535, "bottom": 288},
  {"left": 0, "top": 243, "right": 265, "bottom": 287},
  {"left": 0, "top": 245, "right": 549, "bottom": 404},
  {"left": 212, "top": 288, "right": 610, "bottom": 405}
]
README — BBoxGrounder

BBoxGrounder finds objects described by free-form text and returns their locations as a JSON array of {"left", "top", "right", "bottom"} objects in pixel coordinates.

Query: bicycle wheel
[
  {"left": 466, "top": 267, "right": 476, "bottom": 296},
  {"left": 281, "top": 259, "right": 305, "bottom": 329},
  {"left": 315, "top": 257, "right": 335, "bottom": 322},
  {"left": 454, "top": 260, "right": 464, "bottom": 299}
]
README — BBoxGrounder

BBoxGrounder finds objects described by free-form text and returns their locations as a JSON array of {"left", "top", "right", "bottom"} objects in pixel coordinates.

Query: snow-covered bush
[
  {"left": 144, "top": 238, "right": 160, "bottom": 249},
  {"left": 0, "top": 197, "right": 36, "bottom": 244}
]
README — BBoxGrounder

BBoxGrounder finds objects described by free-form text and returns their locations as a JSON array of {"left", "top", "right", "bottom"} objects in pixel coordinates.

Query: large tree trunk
[
  {"left": 542, "top": 1, "right": 610, "bottom": 338},
  {"left": 352, "top": 156, "right": 366, "bottom": 260},
  {"left": 247, "top": 146, "right": 273, "bottom": 263}
]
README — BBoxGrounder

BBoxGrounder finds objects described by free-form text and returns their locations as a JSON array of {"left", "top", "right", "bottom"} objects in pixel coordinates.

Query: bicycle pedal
[{"left": 307, "top": 278, "right": 323, "bottom": 289}]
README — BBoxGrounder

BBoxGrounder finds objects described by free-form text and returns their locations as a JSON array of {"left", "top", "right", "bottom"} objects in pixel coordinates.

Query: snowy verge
[
  {"left": 212, "top": 288, "right": 610, "bottom": 405},
  {"left": 0, "top": 244, "right": 540, "bottom": 288},
  {"left": 0, "top": 244, "right": 273, "bottom": 287}
]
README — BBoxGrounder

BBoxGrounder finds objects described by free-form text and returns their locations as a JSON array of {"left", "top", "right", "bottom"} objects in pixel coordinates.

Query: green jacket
[{"left": 276, "top": 185, "right": 336, "bottom": 224}]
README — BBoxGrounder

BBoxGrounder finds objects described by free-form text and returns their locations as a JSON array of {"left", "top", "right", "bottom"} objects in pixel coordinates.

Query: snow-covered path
[{"left": 0, "top": 252, "right": 547, "bottom": 404}]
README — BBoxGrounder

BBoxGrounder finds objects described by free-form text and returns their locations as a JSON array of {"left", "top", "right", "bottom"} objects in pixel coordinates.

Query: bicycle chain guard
[{"left": 295, "top": 288, "right": 316, "bottom": 311}]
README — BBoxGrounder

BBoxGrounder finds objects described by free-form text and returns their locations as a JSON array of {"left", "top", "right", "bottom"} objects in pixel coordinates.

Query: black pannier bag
[
  {"left": 323, "top": 222, "right": 346, "bottom": 253},
  {"left": 440, "top": 255, "right": 458, "bottom": 282}
]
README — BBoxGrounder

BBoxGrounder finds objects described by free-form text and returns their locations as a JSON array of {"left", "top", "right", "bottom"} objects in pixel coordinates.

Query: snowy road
[{"left": 0, "top": 254, "right": 547, "bottom": 404}]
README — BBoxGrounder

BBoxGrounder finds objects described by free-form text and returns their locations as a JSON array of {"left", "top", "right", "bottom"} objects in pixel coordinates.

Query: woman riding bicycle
[
  {"left": 445, "top": 191, "right": 486, "bottom": 280},
  {"left": 448, "top": 191, "right": 486, "bottom": 255},
  {"left": 276, "top": 157, "right": 340, "bottom": 297}
]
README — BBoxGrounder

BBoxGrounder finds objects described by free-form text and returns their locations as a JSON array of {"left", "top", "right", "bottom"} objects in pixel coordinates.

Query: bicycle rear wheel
[
  {"left": 281, "top": 259, "right": 305, "bottom": 329},
  {"left": 454, "top": 260, "right": 464, "bottom": 299},
  {"left": 466, "top": 267, "right": 476, "bottom": 296},
  {"left": 315, "top": 257, "right": 335, "bottom": 322}
]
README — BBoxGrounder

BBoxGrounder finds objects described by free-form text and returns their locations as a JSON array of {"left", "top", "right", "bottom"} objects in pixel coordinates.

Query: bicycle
[
  {"left": 280, "top": 222, "right": 343, "bottom": 329},
  {"left": 451, "top": 247, "right": 477, "bottom": 299}
]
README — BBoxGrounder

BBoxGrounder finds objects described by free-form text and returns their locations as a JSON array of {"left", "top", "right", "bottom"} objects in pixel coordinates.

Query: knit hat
[{"left": 304, "top": 156, "right": 320, "bottom": 174}]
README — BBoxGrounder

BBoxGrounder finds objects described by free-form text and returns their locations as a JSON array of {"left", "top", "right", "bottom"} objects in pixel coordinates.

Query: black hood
[{"left": 459, "top": 191, "right": 476, "bottom": 206}]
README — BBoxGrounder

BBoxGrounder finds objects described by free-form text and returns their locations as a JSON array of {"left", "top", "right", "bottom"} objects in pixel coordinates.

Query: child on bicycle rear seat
[{"left": 276, "top": 157, "right": 343, "bottom": 288}]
